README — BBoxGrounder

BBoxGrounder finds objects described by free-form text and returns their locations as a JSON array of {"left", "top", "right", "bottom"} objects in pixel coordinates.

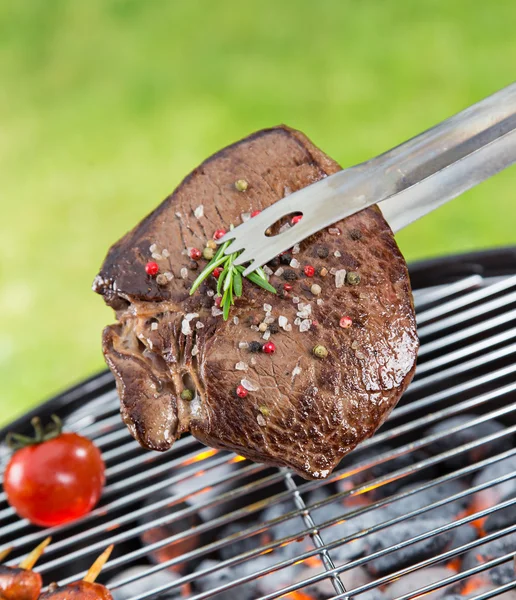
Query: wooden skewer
[
  {"left": 83, "top": 545, "right": 114, "bottom": 584},
  {"left": 0, "top": 547, "right": 12, "bottom": 562},
  {"left": 19, "top": 537, "right": 52, "bottom": 570}
]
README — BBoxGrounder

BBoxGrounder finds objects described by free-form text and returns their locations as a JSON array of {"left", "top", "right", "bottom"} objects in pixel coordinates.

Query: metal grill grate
[{"left": 1, "top": 249, "right": 515, "bottom": 600}]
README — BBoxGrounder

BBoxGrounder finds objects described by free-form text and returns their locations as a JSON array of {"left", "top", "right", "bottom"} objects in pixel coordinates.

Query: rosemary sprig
[{"left": 189, "top": 239, "right": 276, "bottom": 320}]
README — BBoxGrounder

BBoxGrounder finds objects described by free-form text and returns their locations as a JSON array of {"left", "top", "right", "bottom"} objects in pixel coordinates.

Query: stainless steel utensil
[{"left": 219, "top": 83, "right": 516, "bottom": 276}]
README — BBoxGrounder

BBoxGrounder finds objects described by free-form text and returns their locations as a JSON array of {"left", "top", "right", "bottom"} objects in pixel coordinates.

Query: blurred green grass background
[{"left": 1, "top": 0, "right": 515, "bottom": 424}]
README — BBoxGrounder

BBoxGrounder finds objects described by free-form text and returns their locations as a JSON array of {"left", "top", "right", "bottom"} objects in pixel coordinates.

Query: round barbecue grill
[{"left": 1, "top": 247, "right": 515, "bottom": 600}]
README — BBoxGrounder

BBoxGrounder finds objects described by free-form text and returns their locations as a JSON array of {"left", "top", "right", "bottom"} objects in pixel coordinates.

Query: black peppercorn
[
  {"left": 280, "top": 253, "right": 293, "bottom": 265},
  {"left": 268, "top": 323, "right": 279, "bottom": 334},
  {"left": 349, "top": 229, "right": 362, "bottom": 241},
  {"left": 269, "top": 257, "right": 280, "bottom": 268},
  {"left": 248, "top": 341, "right": 262, "bottom": 353},
  {"left": 282, "top": 269, "right": 298, "bottom": 281},
  {"left": 189, "top": 260, "right": 199, "bottom": 271},
  {"left": 315, "top": 245, "right": 329, "bottom": 259}
]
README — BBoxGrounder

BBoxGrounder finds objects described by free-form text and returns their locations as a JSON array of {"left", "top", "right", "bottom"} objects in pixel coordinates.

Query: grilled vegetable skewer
[
  {"left": 40, "top": 545, "right": 114, "bottom": 599},
  {"left": 0, "top": 537, "right": 51, "bottom": 600}
]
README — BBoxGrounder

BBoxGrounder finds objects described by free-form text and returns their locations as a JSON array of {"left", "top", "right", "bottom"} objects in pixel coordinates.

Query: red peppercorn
[
  {"left": 213, "top": 229, "right": 226, "bottom": 240},
  {"left": 340, "top": 316, "right": 353, "bottom": 329},
  {"left": 291, "top": 215, "right": 303, "bottom": 225},
  {"left": 189, "top": 248, "right": 202, "bottom": 260},
  {"left": 145, "top": 262, "right": 159, "bottom": 276},
  {"left": 213, "top": 267, "right": 223, "bottom": 279},
  {"left": 251, "top": 210, "right": 261, "bottom": 218},
  {"left": 283, "top": 283, "right": 293, "bottom": 292},
  {"left": 214, "top": 296, "right": 222, "bottom": 307},
  {"left": 304, "top": 265, "right": 315, "bottom": 277},
  {"left": 236, "top": 385, "right": 248, "bottom": 398},
  {"left": 263, "top": 341, "right": 276, "bottom": 354}
]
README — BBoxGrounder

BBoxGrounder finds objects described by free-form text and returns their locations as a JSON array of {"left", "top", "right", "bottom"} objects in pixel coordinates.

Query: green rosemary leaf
[
  {"left": 190, "top": 253, "right": 228, "bottom": 295},
  {"left": 255, "top": 266, "right": 269, "bottom": 281},
  {"left": 233, "top": 269, "right": 243, "bottom": 297},
  {"left": 246, "top": 271, "right": 277, "bottom": 294},
  {"left": 217, "top": 268, "right": 227, "bottom": 295},
  {"left": 223, "top": 297, "right": 231, "bottom": 320}
]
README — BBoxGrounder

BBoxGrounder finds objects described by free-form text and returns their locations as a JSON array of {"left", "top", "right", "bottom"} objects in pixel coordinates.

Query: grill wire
[{"left": 0, "top": 268, "right": 515, "bottom": 599}]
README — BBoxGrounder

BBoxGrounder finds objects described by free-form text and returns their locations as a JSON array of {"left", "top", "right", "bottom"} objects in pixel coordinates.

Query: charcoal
[
  {"left": 472, "top": 454, "right": 516, "bottom": 510},
  {"left": 108, "top": 566, "right": 182, "bottom": 599},
  {"left": 484, "top": 489, "right": 516, "bottom": 533},
  {"left": 425, "top": 416, "right": 510, "bottom": 471},
  {"left": 448, "top": 524, "right": 478, "bottom": 550},
  {"left": 194, "top": 559, "right": 258, "bottom": 600},
  {"left": 291, "top": 563, "right": 371, "bottom": 600},
  {"left": 337, "top": 444, "right": 434, "bottom": 500},
  {"left": 384, "top": 480, "right": 468, "bottom": 521},
  {"left": 308, "top": 488, "right": 379, "bottom": 562},
  {"left": 462, "top": 533, "right": 516, "bottom": 587},
  {"left": 233, "top": 555, "right": 303, "bottom": 595},
  {"left": 364, "top": 518, "right": 452, "bottom": 576},
  {"left": 386, "top": 567, "right": 456, "bottom": 599},
  {"left": 261, "top": 499, "right": 311, "bottom": 559},
  {"left": 218, "top": 521, "right": 266, "bottom": 561}
]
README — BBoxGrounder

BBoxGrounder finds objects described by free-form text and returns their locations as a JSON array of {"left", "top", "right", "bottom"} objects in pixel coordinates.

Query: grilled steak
[{"left": 93, "top": 126, "right": 418, "bottom": 479}]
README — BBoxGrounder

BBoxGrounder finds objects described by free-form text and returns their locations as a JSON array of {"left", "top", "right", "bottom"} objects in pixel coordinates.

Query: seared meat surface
[
  {"left": 94, "top": 126, "right": 418, "bottom": 479},
  {"left": 39, "top": 582, "right": 112, "bottom": 599},
  {"left": 0, "top": 565, "right": 42, "bottom": 600}
]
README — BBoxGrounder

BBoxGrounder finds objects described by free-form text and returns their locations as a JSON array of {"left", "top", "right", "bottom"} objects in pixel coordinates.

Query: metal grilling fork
[{"left": 219, "top": 82, "right": 516, "bottom": 276}]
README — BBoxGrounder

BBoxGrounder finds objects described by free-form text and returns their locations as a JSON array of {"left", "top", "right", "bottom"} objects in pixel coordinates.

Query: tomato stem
[{"left": 6, "top": 415, "right": 63, "bottom": 450}]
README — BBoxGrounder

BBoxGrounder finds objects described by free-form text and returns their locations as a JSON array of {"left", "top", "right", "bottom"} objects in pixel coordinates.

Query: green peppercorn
[
  {"left": 235, "top": 179, "right": 248, "bottom": 192},
  {"left": 180, "top": 389, "right": 194, "bottom": 401},
  {"left": 203, "top": 247, "right": 215, "bottom": 261},
  {"left": 346, "top": 271, "right": 361, "bottom": 285},
  {"left": 259, "top": 405, "right": 270, "bottom": 416},
  {"left": 313, "top": 344, "right": 329, "bottom": 359},
  {"left": 206, "top": 239, "right": 218, "bottom": 250}
]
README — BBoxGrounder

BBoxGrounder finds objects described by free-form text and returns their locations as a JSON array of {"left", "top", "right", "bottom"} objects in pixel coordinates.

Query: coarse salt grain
[
  {"left": 334, "top": 250, "right": 341, "bottom": 257},
  {"left": 292, "top": 243, "right": 301, "bottom": 255},
  {"left": 335, "top": 269, "right": 347, "bottom": 288},
  {"left": 175, "top": 212, "right": 182, "bottom": 218},
  {"left": 149, "top": 244, "right": 157, "bottom": 253},
  {"left": 284, "top": 185, "right": 292, "bottom": 197},
  {"left": 262, "top": 265, "right": 273, "bottom": 276},
  {"left": 196, "top": 321, "right": 205, "bottom": 329},
  {"left": 206, "top": 290, "right": 215, "bottom": 297},
  {"left": 241, "top": 378, "right": 259, "bottom": 392},
  {"left": 330, "top": 267, "right": 337, "bottom": 275},
  {"left": 299, "top": 319, "right": 311, "bottom": 333},
  {"left": 250, "top": 357, "right": 257, "bottom": 365},
  {"left": 192, "top": 345, "right": 199, "bottom": 356},
  {"left": 279, "top": 222, "right": 291, "bottom": 234},
  {"left": 181, "top": 267, "right": 188, "bottom": 279},
  {"left": 262, "top": 330, "right": 271, "bottom": 341},
  {"left": 294, "top": 317, "right": 301, "bottom": 326},
  {"left": 212, "top": 306, "right": 223, "bottom": 317},
  {"left": 284, "top": 323, "right": 292, "bottom": 332},
  {"left": 241, "top": 212, "right": 251, "bottom": 222},
  {"left": 152, "top": 252, "right": 163, "bottom": 260},
  {"left": 257, "top": 414, "right": 266, "bottom": 427},
  {"left": 263, "top": 303, "right": 272, "bottom": 312},
  {"left": 292, "top": 365, "right": 302, "bottom": 377},
  {"left": 233, "top": 316, "right": 239, "bottom": 325},
  {"left": 185, "top": 313, "right": 199, "bottom": 321},
  {"left": 194, "top": 205, "right": 204, "bottom": 219},
  {"left": 292, "top": 296, "right": 300, "bottom": 304},
  {"left": 317, "top": 298, "right": 324, "bottom": 306},
  {"left": 151, "top": 322, "right": 158, "bottom": 331},
  {"left": 278, "top": 315, "right": 288, "bottom": 329},
  {"left": 162, "top": 249, "right": 170, "bottom": 258},
  {"left": 238, "top": 341, "right": 249, "bottom": 349},
  {"left": 351, "top": 340, "right": 359, "bottom": 350},
  {"left": 274, "top": 267, "right": 284, "bottom": 277},
  {"left": 164, "top": 271, "right": 174, "bottom": 281},
  {"left": 235, "top": 361, "right": 248, "bottom": 371},
  {"left": 264, "top": 316, "right": 275, "bottom": 325},
  {"left": 181, "top": 319, "right": 192, "bottom": 336},
  {"left": 250, "top": 325, "right": 259, "bottom": 332},
  {"left": 329, "top": 227, "right": 342, "bottom": 236},
  {"left": 290, "top": 258, "right": 300, "bottom": 269}
]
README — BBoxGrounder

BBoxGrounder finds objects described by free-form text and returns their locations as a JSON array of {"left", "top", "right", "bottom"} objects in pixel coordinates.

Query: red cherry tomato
[{"left": 4, "top": 432, "right": 105, "bottom": 527}]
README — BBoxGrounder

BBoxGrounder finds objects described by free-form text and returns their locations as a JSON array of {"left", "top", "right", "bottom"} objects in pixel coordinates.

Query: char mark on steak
[{"left": 93, "top": 125, "right": 418, "bottom": 479}]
